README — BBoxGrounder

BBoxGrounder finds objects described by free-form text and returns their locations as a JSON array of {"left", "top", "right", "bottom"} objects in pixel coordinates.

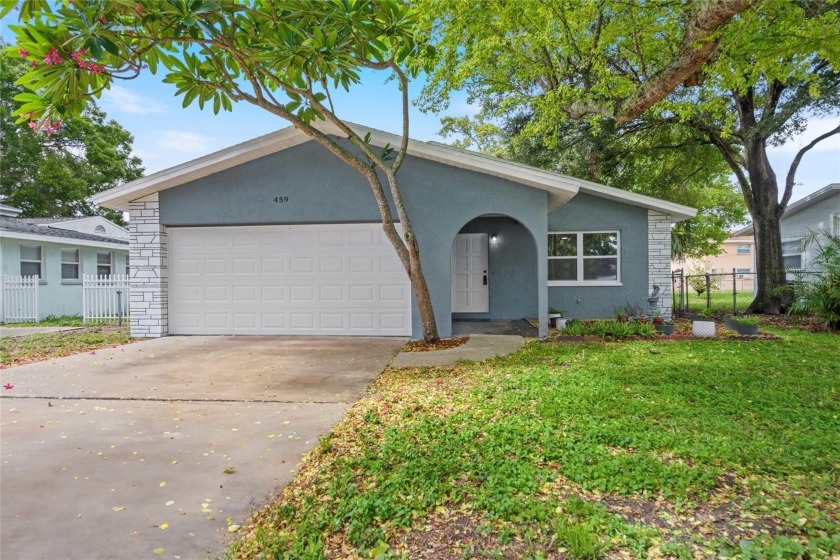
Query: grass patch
[
  {"left": 229, "top": 329, "right": 840, "bottom": 559},
  {"left": 0, "top": 325, "right": 134, "bottom": 368},
  {"left": 3, "top": 314, "right": 88, "bottom": 327}
]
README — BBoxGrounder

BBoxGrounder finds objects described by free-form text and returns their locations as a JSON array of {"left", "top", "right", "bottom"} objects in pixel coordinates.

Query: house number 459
[{"left": 274, "top": 196, "right": 289, "bottom": 203}]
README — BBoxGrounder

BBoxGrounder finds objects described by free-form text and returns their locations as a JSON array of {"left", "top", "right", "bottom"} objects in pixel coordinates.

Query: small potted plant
[
  {"left": 652, "top": 311, "right": 664, "bottom": 325},
  {"left": 692, "top": 308, "right": 716, "bottom": 338},
  {"left": 614, "top": 306, "right": 628, "bottom": 323},
  {"left": 549, "top": 308, "right": 566, "bottom": 330},
  {"left": 729, "top": 316, "right": 760, "bottom": 335},
  {"left": 624, "top": 302, "right": 643, "bottom": 322}
]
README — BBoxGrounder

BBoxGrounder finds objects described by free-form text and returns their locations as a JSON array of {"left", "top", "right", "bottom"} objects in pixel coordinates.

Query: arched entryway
[{"left": 451, "top": 214, "right": 539, "bottom": 335}]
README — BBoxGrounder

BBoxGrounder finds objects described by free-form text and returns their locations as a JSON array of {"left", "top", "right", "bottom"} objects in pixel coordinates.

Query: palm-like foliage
[{"left": 789, "top": 231, "right": 840, "bottom": 330}]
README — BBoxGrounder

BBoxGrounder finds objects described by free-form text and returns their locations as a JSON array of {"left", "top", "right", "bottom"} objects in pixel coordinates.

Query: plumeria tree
[
  {"left": 6, "top": 0, "right": 440, "bottom": 341},
  {"left": 1, "top": 44, "right": 143, "bottom": 223}
]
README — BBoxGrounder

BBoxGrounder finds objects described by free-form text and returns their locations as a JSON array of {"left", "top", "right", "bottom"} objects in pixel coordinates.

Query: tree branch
[
  {"left": 613, "top": 0, "right": 758, "bottom": 124},
  {"left": 782, "top": 122, "right": 840, "bottom": 212}
]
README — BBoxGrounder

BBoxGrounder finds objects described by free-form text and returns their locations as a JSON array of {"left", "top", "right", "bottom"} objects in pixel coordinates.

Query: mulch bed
[{"left": 402, "top": 337, "right": 469, "bottom": 352}]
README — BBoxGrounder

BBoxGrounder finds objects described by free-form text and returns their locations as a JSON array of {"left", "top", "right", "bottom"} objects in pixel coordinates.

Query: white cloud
[
  {"left": 134, "top": 129, "right": 224, "bottom": 173},
  {"left": 153, "top": 129, "right": 217, "bottom": 153},
  {"left": 100, "top": 85, "right": 165, "bottom": 115}
]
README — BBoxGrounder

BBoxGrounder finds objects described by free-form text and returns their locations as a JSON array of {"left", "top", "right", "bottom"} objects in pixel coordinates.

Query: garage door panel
[{"left": 169, "top": 224, "right": 411, "bottom": 335}]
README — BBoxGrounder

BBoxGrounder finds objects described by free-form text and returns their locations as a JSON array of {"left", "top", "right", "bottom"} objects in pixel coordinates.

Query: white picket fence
[
  {"left": 2, "top": 275, "right": 40, "bottom": 323},
  {"left": 83, "top": 274, "right": 130, "bottom": 323}
]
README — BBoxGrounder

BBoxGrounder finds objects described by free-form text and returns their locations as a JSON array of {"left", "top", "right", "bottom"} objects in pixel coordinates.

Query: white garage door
[{"left": 169, "top": 224, "right": 412, "bottom": 335}]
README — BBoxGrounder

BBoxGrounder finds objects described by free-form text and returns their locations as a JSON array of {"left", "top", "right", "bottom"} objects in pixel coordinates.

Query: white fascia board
[
  {"left": 91, "top": 126, "right": 311, "bottom": 211},
  {"left": 575, "top": 178, "right": 697, "bottom": 222},
  {"left": 0, "top": 231, "right": 128, "bottom": 250}
]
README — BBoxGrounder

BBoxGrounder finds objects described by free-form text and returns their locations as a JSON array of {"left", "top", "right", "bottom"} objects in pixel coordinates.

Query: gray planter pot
[
  {"left": 654, "top": 323, "right": 675, "bottom": 335},
  {"left": 734, "top": 324, "right": 759, "bottom": 336}
]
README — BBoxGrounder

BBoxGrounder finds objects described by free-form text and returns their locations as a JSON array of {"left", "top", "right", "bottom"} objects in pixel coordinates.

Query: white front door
[{"left": 452, "top": 233, "right": 489, "bottom": 313}]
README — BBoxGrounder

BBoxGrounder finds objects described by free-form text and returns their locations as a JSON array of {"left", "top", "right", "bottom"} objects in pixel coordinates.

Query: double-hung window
[
  {"left": 736, "top": 244, "right": 751, "bottom": 254},
  {"left": 548, "top": 231, "right": 620, "bottom": 284},
  {"left": 61, "top": 249, "right": 80, "bottom": 281},
  {"left": 20, "top": 245, "right": 43, "bottom": 278},
  {"left": 782, "top": 239, "right": 803, "bottom": 270},
  {"left": 96, "top": 251, "right": 113, "bottom": 276}
]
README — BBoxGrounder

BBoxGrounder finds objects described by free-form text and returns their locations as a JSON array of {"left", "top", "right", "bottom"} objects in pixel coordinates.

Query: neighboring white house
[
  {"left": 0, "top": 204, "right": 129, "bottom": 321},
  {"left": 736, "top": 183, "right": 840, "bottom": 271}
]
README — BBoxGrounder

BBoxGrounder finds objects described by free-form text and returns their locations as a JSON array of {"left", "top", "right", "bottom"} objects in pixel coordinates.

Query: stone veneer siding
[
  {"left": 128, "top": 193, "right": 168, "bottom": 337},
  {"left": 648, "top": 210, "right": 672, "bottom": 319}
]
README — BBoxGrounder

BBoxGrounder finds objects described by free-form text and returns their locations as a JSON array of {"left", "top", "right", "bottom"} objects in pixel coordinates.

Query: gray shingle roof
[{"left": 0, "top": 217, "right": 128, "bottom": 245}]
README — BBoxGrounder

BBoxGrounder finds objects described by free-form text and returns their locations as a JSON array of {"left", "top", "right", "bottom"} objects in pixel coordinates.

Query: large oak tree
[{"left": 421, "top": 0, "right": 840, "bottom": 313}]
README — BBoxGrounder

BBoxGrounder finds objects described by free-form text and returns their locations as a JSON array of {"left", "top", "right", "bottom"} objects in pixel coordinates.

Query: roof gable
[{"left": 92, "top": 122, "right": 695, "bottom": 221}]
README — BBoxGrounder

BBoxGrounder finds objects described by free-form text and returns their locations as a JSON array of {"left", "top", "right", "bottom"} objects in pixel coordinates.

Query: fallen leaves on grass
[{"left": 0, "top": 325, "right": 136, "bottom": 368}]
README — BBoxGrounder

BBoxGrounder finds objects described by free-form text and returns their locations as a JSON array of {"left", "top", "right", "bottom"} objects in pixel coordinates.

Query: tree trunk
[
  {"left": 405, "top": 234, "right": 440, "bottom": 342},
  {"left": 750, "top": 211, "right": 787, "bottom": 313},
  {"left": 743, "top": 140, "right": 787, "bottom": 313}
]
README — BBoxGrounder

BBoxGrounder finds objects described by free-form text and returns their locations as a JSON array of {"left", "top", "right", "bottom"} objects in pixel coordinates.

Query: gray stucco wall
[
  {"left": 453, "top": 217, "right": 538, "bottom": 320},
  {"left": 547, "top": 193, "right": 649, "bottom": 318},
  {"left": 159, "top": 140, "right": 549, "bottom": 338},
  {"left": 0, "top": 237, "right": 128, "bottom": 320}
]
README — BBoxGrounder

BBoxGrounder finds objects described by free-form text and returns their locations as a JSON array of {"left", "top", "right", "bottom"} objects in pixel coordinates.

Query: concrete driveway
[{"left": 0, "top": 336, "right": 405, "bottom": 560}]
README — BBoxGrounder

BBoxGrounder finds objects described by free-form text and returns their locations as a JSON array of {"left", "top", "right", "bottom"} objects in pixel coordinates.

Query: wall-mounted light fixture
[{"left": 490, "top": 234, "right": 498, "bottom": 244}]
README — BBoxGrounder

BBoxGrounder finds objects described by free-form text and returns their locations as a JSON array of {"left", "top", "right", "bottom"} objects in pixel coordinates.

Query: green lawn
[
  {"left": 229, "top": 329, "right": 839, "bottom": 559},
  {"left": 0, "top": 325, "right": 133, "bottom": 368},
  {"left": 677, "top": 290, "right": 754, "bottom": 313}
]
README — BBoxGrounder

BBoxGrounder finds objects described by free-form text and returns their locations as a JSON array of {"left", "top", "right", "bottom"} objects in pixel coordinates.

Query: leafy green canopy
[
  {"left": 0, "top": 46, "right": 142, "bottom": 222},
  {"left": 6, "top": 1, "right": 429, "bottom": 136}
]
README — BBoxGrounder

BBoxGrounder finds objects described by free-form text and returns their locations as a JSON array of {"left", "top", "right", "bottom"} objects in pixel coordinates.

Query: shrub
[
  {"left": 559, "top": 319, "right": 654, "bottom": 338},
  {"left": 789, "top": 232, "right": 840, "bottom": 330}
]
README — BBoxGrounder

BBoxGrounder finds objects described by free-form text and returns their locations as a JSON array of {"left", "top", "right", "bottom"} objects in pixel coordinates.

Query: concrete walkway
[
  {"left": 390, "top": 334, "right": 525, "bottom": 368},
  {"left": 0, "top": 326, "right": 83, "bottom": 337}
]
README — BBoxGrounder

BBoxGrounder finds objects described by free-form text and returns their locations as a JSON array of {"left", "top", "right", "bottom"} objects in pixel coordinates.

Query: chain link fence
[{"left": 671, "top": 268, "right": 823, "bottom": 316}]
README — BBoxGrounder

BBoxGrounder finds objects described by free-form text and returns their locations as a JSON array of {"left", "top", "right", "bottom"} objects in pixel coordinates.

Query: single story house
[
  {"left": 91, "top": 123, "right": 696, "bottom": 339},
  {"left": 736, "top": 183, "right": 840, "bottom": 271},
  {"left": 0, "top": 204, "right": 129, "bottom": 321}
]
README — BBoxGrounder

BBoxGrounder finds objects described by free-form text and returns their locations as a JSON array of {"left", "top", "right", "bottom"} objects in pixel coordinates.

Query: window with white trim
[
  {"left": 736, "top": 267, "right": 750, "bottom": 278},
  {"left": 833, "top": 213, "right": 840, "bottom": 236},
  {"left": 61, "top": 249, "right": 80, "bottom": 280},
  {"left": 96, "top": 251, "right": 113, "bottom": 276},
  {"left": 548, "top": 231, "right": 619, "bottom": 284},
  {"left": 20, "top": 245, "right": 42, "bottom": 278},
  {"left": 736, "top": 244, "right": 751, "bottom": 254},
  {"left": 782, "top": 239, "right": 803, "bottom": 270}
]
